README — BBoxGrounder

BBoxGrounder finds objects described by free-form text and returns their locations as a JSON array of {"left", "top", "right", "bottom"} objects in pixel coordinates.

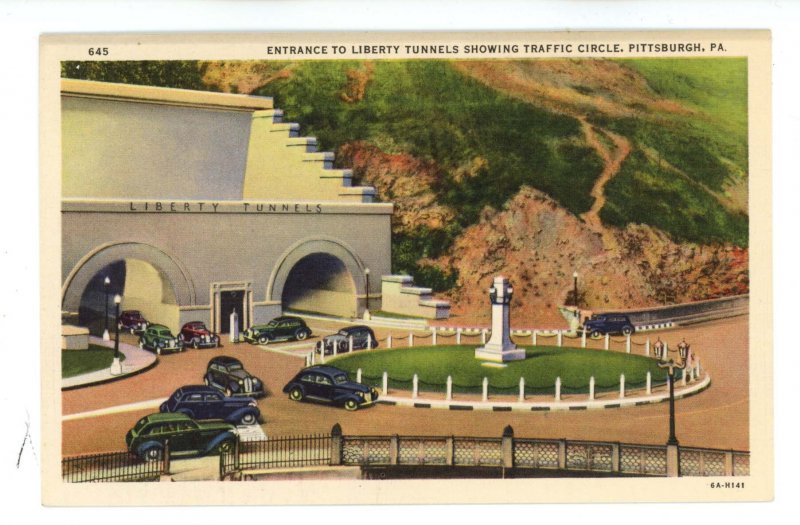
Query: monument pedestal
[{"left": 475, "top": 276, "right": 526, "bottom": 362}]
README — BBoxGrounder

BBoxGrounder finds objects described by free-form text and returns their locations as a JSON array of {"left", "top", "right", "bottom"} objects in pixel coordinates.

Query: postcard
[{"left": 40, "top": 30, "right": 772, "bottom": 505}]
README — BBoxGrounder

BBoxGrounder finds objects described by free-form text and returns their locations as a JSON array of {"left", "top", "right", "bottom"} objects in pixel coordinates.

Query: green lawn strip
[
  {"left": 329, "top": 345, "right": 668, "bottom": 395},
  {"left": 62, "top": 345, "right": 126, "bottom": 378}
]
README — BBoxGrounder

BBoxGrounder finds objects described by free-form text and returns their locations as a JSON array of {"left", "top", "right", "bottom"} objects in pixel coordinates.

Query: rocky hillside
[{"left": 64, "top": 59, "right": 750, "bottom": 325}]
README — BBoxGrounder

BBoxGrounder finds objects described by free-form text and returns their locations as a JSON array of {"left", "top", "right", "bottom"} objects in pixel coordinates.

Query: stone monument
[{"left": 475, "top": 276, "right": 526, "bottom": 362}]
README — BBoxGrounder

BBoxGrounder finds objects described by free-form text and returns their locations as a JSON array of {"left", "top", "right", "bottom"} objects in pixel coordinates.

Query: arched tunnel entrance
[
  {"left": 281, "top": 253, "right": 357, "bottom": 318},
  {"left": 74, "top": 258, "right": 179, "bottom": 335}
]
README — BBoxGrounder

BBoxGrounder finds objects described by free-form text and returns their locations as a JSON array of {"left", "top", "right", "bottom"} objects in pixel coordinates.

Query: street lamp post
[
  {"left": 102, "top": 276, "right": 111, "bottom": 341},
  {"left": 572, "top": 271, "right": 579, "bottom": 307},
  {"left": 654, "top": 337, "right": 689, "bottom": 476},
  {"left": 364, "top": 268, "right": 371, "bottom": 319},
  {"left": 110, "top": 294, "right": 123, "bottom": 375}
]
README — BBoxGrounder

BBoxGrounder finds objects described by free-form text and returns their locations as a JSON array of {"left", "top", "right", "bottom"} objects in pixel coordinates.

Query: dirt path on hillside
[{"left": 578, "top": 117, "right": 631, "bottom": 232}]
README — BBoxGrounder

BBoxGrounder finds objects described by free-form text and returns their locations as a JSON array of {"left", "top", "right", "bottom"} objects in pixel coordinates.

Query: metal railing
[
  {"left": 63, "top": 428, "right": 750, "bottom": 481},
  {"left": 62, "top": 450, "right": 165, "bottom": 483}
]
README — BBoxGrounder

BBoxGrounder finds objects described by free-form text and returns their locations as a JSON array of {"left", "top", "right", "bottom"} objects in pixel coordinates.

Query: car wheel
[
  {"left": 296, "top": 330, "right": 308, "bottom": 341},
  {"left": 225, "top": 387, "right": 233, "bottom": 397},
  {"left": 139, "top": 340, "right": 145, "bottom": 349},
  {"left": 118, "top": 322, "right": 123, "bottom": 330},
  {"left": 143, "top": 446, "right": 163, "bottom": 462},
  {"left": 622, "top": 326, "right": 633, "bottom": 336},
  {"left": 258, "top": 335, "right": 268, "bottom": 345},
  {"left": 240, "top": 413, "right": 257, "bottom": 425},
  {"left": 204, "top": 377, "right": 210, "bottom": 386},
  {"left": 192, "top": 338, "right": 199, "bottom": 349},
  {"left": 289, "top": 387, "right": 304, "bottom": 402},
  {"left": 591, "top": 330, "right": 601, "bottom": 339},
  {"left": 216, "top": 439, "right": 234, "bottom": 454},
  {"left": 130, "top": 327, "right": 135, "bottom": 334},
  {"left": 156, "top": 346, "right": 162, "bottom": 355},
  {"left": 344, "top": 399, "right": 359, "bottom": 411}
]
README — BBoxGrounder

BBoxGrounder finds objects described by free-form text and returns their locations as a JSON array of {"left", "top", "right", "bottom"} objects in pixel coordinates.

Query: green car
[
  {"left": 126, "top": 412, "right": 238, "bottom": 461},
  {"left": 241, "top": 316, "right": 312, "bottom": 344},
  {"left": 139, "top": 324, "right": 185, "bottom": 355}
]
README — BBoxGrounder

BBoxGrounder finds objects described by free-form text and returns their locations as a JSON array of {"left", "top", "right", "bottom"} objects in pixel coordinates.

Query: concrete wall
[{"left": 596, "top": 295, "right": 749, "bottom": 326}]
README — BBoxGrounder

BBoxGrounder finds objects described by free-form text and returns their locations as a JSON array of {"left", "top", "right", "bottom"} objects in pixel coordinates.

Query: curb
[
  {"left": 376, "top": 374, "right": 712, "bottom": 412},
  {"left": 62, "top": 357, "right": 159, "bottom": 391}
]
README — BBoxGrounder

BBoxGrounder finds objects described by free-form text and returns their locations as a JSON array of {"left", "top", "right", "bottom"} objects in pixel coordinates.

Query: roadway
[{"left": 61, "top": 315, "right": 748, "bottom": 456}]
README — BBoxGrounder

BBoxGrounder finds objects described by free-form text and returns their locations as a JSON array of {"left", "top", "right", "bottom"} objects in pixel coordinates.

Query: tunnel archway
[
  {"left": 269, "top": 238, "right": 366, "bottom": 319},
  {"left": 62, "top": 242, "right": 194, "bottom": 334}
]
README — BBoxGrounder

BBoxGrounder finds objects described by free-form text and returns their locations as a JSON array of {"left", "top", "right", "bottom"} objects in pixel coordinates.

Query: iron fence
[
  {"left": 229, "top": 434, "right": 332, "bottom": 474},
  {"left": 62, "top": 451, "right": 164, "bottom": 483}
]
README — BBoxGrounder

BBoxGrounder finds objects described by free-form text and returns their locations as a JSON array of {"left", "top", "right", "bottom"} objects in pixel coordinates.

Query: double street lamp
[
  {"left": 653, "top": 338, "right": 690, "bottom": 446},
  {"left": 110, "top": 294, "right": 123, "bottom": 376}
]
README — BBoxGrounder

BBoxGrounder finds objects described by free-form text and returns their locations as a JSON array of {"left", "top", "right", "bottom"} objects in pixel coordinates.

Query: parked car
[
  {"left": 125, "top": 412, "right": 238, "bottom": 461},
  {"left": 139, "top": 324, "right": 184, "bottom": 354},
  {"left": 118, "top": 310, "right": 149, "bottom": 334},
  {"left": 204, "top": 355, "right": 266, "bottom": 398},
  {"left": 160, "top": 385, "right": 259, "bottom": 425},
  {"left": 283, "top": 365, "right": 379, "bottom": 411},
  {"left": 241, "top": 316, "right": 312, "bottom": 345},
  {"left": 582, "top": 313, "right": 635, "bottom": 337},
  {"left": 179, "top": 321, "right": 221, "bottom": 349},
  {"left": 316, "top": 325, "right": 377, "bottom": 355}
]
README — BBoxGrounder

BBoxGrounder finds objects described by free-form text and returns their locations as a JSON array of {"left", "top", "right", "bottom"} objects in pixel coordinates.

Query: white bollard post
[
  {"left": 367, "top": 332, "right": 372, "bottom": 350},
  {"left": 533, "top": 330, "right": 537, "bottom": 346},
  {"left": 626, "top": 334, "right": 631, "bottom": 354},
  {"left": 456, "top": 328, "right": 462, "bottom": 345},
  {"left": 310, "top": 350, "right": 315, "bottom": 365},
  {"left": 412, "top": 374, "right": 419, "bottom": 399},
  {"left": 681, "top": 368, "right": 687, "bottom": 386},
  {"left": 305, "top": 354, "right": 310, "bottom": 367},
  {"left": 619, "top": 374, "right": 626, "bottom": 399},
  {"left": 645, "top": 338, "right": 651, "bottom": 357},
  {"left": 387, "top": 335, "right": 393, "bottom": 349},
  {"left": 695, "top": 358, "right": 701, "bottom": 378},
  {"left": 555, "top": 377, "right": 561, "bottom": 401},
  {"left": 482, "top": 377, "right": 488, "bottom": 402},
  {"left": 356, "top": 368, "right": 362, "bottom": 383},
  {"left": 349, "top": 336, "right": 354, "bottom": 353},
  {"left": 481, "top": 329, "right": 487, "bottom": 345},
  {"left": 432, "top": 327, "right": 437, "bottom": 346},
  {"left": 409, "top": 333, "right": 414, "bottom": 347},
  {"left": 519, "top": 377, "right": 525, "bottom": 403},
  {"left": 320, "top": 345, "right": 326, "bottom": 364},
  {"left": 446, "top": 375, "right": 452, "bottom": 401},
  {"left": 382, "top": 371, "right": 388, "bottom": 394},
  {"left": 333, "top": 340, "right": 338, "bottom": 357},
  {"left": 604, "top": 333, "right": 610, "bottom": 350},
  {"left": 581, "top": 329, "right": 587, "bottom": 348},
  {"left": 646, "top": 371, "right": 652, "bottom": 395},
  {"left": 589, "top": 376, "right": 595, "bottom": 401},
  {"left": 557, "top": 331, "right": 563, "bottom": 347}
]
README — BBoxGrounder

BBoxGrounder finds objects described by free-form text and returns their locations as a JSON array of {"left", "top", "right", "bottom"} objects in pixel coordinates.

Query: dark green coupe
[
  {"left": 126, "top": 412, "right": 238, "bottom": 461},
  {"left": 139, "top": 324, "right": 184, "bottom": 355},
  {"left": 241, "top": 316, "right": 312, "bottom": 344}
]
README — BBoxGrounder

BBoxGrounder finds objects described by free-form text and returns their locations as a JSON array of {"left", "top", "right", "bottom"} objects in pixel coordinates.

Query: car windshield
[
  {"left": 333, "top": 373, "right": 348, "bottom": 384},
  {"left": 268, "top": 320, "right": 279, "bottom": 327},
  {"left": 227, "top": 363, "right": 243, "bottom": 371},
  {"left": 337, "top": 329, "right": 351, "bottom": 336}
]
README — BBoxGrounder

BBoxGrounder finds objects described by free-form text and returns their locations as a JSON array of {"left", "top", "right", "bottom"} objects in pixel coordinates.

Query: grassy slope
[
  {"left": 329, "top": 345, "right": 666, "bottom": 394},
  {"left": 599, "top": 58, "right": 748, "bottom": 246}
]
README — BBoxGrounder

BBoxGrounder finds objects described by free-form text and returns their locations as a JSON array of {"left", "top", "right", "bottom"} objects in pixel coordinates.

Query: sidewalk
[{"left": 62, "top": 336, "right": 158, "bottom": 390}]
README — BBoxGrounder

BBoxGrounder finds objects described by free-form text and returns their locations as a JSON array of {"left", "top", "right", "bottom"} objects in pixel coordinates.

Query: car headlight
[
  {"left": 248, "top": 400, "right": 257, "bottom": 407},
  {"left": 357, "top": 391, "right": 364, "bottom": 398},
  {"left": 238, "top": 379, "right": 244, "bottom": 385}
]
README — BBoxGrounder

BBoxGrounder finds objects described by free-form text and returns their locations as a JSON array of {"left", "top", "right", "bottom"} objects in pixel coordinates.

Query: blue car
[
  {"left": 160, "top": 385, "right": 260, "bottom": 425},
  {"left": 582, "top": 313, "right": 635, "bottom": 337},
  {"left": 283, "top": 365, "right": 379, "bottom": 411}
]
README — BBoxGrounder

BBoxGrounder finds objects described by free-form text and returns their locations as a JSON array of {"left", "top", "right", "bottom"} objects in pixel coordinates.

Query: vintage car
[
  {"left": 316, "top": 325, "right": 378, "bottom": 355},
  {"left": 160, "top": 385, "right": 260, "bottom": 425},
  {"left": 241, "top": 316, "right": 312, "bottom": 345},
  {"left": 179, "top": 321, "right": 221, "bottom": 349},
  {"left": 118, "top": 310, "right": 149, "bottom": 334},
  {"left": 139, "top": 324, "right": 184, "bottom": 354},
  {"left": 582, "top": 313, "right": 635, "bottom": 337},
  {"left": 125, "top": 412, "right": 238, "bottom": 461},
  {"left": 283, "top": 365, "right": 379, "bottom": 411},
  {"left": 204, "top": 355, "right": 266, "bottom": 398}
]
